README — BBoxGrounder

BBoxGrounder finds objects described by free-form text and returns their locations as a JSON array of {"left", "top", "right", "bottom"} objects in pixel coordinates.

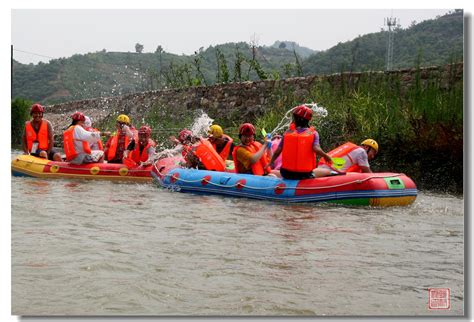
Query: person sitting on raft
[
  {"left": 22, "top": 103, "right": 62, "bottom": 161},
  {"left": 314, "top": 139, "right": 379, "bottom": 176},
  {"left": 104, "top": 114, "right": 137, "bottom": 164},
  {"left": 84, "top": 116, "right": 104, "bottom": 151},
  {"left": 232, "top": 123, "right": 273, "bottom": 176},
  {"left": 268, "top": 105, "right": 332, "bottom": 179},
  {"left": 169, "top": 128, "right": 226, "bottom": 171},
  {"left": 123, "top": 125, "right": 157, "bottom": 167},
  {"left": 63, "top": 112, "right": 104, "bottom": 164},
  {"left": 207, "top": 124, "right": 235, "bottom": 160}
]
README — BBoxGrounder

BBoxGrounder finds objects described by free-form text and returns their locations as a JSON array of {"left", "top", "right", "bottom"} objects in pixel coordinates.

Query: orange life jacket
[
  {"left": 129, "top": 139, "right": 155, "bottom": 163},
  {"left": 232, "top": 141, "right": 271, "bottom": 176},
  {"left": 63, "top": 125, "right": 92, "bottom": 161},
  {"left": 107, "top": 128, "right": 137, "bottom": 161},
  {"left": 84, "top": 127, "right": 103, "bottom": 151},
  {"left": 25, "top": 120, "right": 49, "bottom": 152},
  {"left": 318, "top": 141, "right": 362, "bottom": 172},
  {"left": 192, "top": 138, "right": 226, "bottom": 171},
  {"left": 281, "top": 127, "right": 317, "bottom": 172},
  {"left": 211, "top": 134, "right": 233, "bottom": 160}
]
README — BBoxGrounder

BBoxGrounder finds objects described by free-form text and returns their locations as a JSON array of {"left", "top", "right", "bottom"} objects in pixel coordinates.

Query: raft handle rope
[
  {"left": 153, "top": 163, "right": 405, "bottom": 191},
  {"left": 15, "top": 157, "right": 149, "bottom": 173}
]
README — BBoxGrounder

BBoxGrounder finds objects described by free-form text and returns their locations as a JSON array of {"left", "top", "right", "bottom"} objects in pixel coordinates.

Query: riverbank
[{"left": 16, "top": 63, "right": 463, "bottom": 193}]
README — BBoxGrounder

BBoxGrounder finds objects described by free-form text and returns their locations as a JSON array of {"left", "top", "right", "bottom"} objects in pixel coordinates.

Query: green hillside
[
  {"left": 12, "top": 11, "right": 463, "bottom": 105},
  {"left": 302, "top": 10, "right": 463, "bottom": 74}
]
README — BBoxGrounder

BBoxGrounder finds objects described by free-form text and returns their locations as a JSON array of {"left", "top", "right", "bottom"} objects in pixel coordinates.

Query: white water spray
[
  {"left": 153, "top": 110, "right": 214, "bottom": 160},
  {"left": 270, "top": 102, "right": 328, "bottom": 136}
]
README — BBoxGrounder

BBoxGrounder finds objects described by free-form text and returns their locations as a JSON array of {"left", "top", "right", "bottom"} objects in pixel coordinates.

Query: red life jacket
[
  {"left": 129, "top": 139, "right": 155, "bottom": 163},
  {"left": 63, "top": 125, "right": 92, "bottom": 161},
  {"left": 211, "top": 134, "right": 233, "bottom": 160},
  {"left": 281, "top": 126, "right": 317, "bottom": 172},
  {"left": 232, "top": 141, "right": 271, "bottom": 176},
  {"left": 25, "top": 120, "right": 49, "bottom": 152},
  {"left": 107, "top": 128, "right": 137, "bottom": 161},
  {"left": 192, "top": 138, "right": 226, "bottom": 171},
  {"left": 318, "top": 141, "right": 362, "bottom": 172}
]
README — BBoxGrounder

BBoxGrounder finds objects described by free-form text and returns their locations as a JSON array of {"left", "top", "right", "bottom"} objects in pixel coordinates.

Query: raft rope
[
  {"left": 152, "top": 162, "right": 404, "bottom": 191},
  {"left": 16, "top": 158, "right": 148, "bottom": 173}
]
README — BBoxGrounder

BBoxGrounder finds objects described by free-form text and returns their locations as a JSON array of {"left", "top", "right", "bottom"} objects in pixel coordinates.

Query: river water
[{"left": 11, "top": 153, "right": 464, "bottom": 316}]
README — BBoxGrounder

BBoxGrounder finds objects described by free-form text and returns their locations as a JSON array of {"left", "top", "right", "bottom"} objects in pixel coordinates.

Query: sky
[{"left": 11, "top": 8, "right": 454, "bottom": 65}]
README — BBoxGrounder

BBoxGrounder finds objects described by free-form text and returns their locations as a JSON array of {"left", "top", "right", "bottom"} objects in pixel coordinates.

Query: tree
[
  {"left": 155, "top": 45, "right": 163, "bottom": 54},
  {"left": 135, "top": 43, "right": 144, "bottom": 53},
  {"left": 279, "top": 42, "right": 287, "bottom": 49}
]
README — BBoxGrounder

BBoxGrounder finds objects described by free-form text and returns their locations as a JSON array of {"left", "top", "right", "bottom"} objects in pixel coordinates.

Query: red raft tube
[
  {"left": 152, "top": 156, "right": 417, "bottom": 207},
  {"left": 11, "top": 154, "right": 152, "bottom": 183}
]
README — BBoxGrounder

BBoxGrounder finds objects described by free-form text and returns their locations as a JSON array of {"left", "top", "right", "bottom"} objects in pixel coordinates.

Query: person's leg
[
  {"left": 312, "top": 168, "right": 332, "bottom": 178},
  {"left": 38, "top": 150, "right": 48, "bottom": 159}
]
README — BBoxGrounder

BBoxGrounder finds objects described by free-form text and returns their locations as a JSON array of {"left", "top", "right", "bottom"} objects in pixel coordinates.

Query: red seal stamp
[{"left": 428, "top": 288, "right": 450, "bottom": 310}]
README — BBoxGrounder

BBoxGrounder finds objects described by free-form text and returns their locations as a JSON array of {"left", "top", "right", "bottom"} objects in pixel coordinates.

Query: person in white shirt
[{"left": 63, "top": 112, "right": 104, "bottom": 165}]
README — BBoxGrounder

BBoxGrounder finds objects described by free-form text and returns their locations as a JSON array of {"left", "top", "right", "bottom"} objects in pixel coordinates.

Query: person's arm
[
  {"left": 314, "top": 145, "right": 332, "bottom": 163},
  {"left": 141, "top": 146, "right": 156, "bottom": 166},
  {"left": 269, "top": 145, "right": 282, "bottom": 167},
  {"left": 75, "top": 125, "right": 100, "bottom": 144},
  {"left": 250, "top": 141, "right": 270, "bottom": 165},
  {"left": 47, "top": 121, "right": 54, "bottom": 154},
  {"left": 356, "top": 150, "right": 372, "bottom": 173},
  {"left": 359, "top": 165, "right": 372, "bottom": 173},
  {"left": 122, "top": 125, "right": 134, "bottom": 139},
  {"left": 22, "top": 126, "right": 29, "bottom": 154}
]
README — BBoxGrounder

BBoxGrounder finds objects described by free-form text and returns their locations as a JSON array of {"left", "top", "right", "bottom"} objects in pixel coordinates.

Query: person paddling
[{"left": 104, "top": 114, "right": 137, "bottom": 164}]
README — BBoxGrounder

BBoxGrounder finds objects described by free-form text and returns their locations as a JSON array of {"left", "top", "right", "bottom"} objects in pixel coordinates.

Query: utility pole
[{"left": 384, "top": 16, "right": 399, "bottom": 71}]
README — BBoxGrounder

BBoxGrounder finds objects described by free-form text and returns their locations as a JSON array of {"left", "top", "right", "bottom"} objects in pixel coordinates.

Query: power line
[{"left": 13, "top": 48, "right": 56, "bottom": 60}]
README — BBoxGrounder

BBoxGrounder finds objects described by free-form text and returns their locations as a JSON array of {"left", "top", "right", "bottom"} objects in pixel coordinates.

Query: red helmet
[
  {"left": 138, "top": 125, "right": 152, "bottom": 136},
  {"left": 71, "top": 111, "right": 85, "bottom": 122},
  {"left": 293, "top": 105, "right": 313, "bottom": 120},
  {"left": 239, "top": 123, "right": 256, "bottom": 136},
  {"left": 30, "top": 103, "right": 44, "bottom": 115},
  {"left": 178, "top": 129, "right": 193, "bottom": 143}
]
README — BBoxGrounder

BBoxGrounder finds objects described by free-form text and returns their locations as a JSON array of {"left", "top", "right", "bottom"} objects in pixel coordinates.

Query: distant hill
[
  {"left": 12, "top": 11, "right": 463, "bottom": 105},
  {"left": 302, "top": 10, "right": 463, "bottom": 74},
  {"left": 270, "top": 41, "right": 317, "bottom": 58}
]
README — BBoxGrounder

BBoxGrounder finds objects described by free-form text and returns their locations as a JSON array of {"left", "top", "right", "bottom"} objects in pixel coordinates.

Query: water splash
[
  {"left": 153, "top": 110, "right": 214, "bottom": 160},
  {"left": 190, "top": 111, "right": 214, "bottom": 138},
  {"left": 270, "top": 102, "right": 328, "bottom": 136}
]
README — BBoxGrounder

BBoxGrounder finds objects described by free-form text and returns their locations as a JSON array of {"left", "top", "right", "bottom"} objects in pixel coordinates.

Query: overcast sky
[{"left": 11, "top": 9, "right": 453, "bottom": 64}]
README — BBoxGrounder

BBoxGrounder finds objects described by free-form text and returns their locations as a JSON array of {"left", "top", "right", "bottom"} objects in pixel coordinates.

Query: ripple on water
[{"left": 11, "top": 168, "right": 464, "bottom": 315}]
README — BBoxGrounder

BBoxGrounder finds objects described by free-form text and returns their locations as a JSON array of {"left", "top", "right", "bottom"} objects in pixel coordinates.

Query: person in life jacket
[
  {"left": 315, "top": 139, "right": 379, "bottom": 176},
  {"left": 232, "top": 123, "right": 273, "bottom": 176},
  {"left": 268, "top": 105, "right": 332, "bottom": 180},
  {"left": 123, "top": 125, "right": 157, "bottom": 167},
  {"left": 22, "top": 103, "right": 62, "bottom": 161},
  {"left": 104, "top": 114, "right": 137, "bottom": 163},
  {"left": 207, "top": 124, "right": 235, "bottom": 160},
  {"left": 63, "top": 112, "right": 104, "bottom": 165},
  {"left": 169, "top": 128, "right": 199, "bottom": 163},
  {"left": 84, "top": 116, "right": 104, "bottom": 151}
]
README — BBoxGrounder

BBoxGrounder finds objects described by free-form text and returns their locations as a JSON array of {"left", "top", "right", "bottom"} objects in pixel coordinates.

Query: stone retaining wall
[{"left": 45, "top": 63, "right": 463, "bottom": 132}]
